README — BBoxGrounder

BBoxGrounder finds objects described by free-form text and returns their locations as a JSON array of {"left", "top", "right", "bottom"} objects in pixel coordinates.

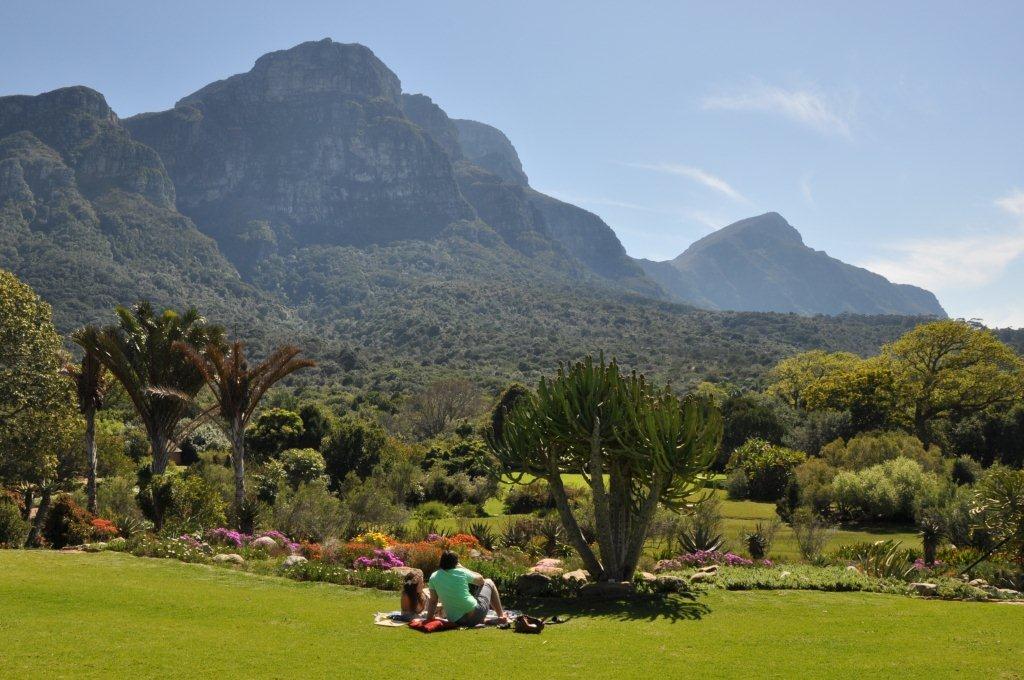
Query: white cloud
[
  {"left": 799, "top": 174, "right": 814, "bottom": 205},
  {"left": 996, "top": 189, "right": 1024, "bottom": 216},
  {"left": 702, "top": 81, "right": 853, "bottom": 138},
  {"left": 861, "top": 232, "right": 1024, "bottom": 290},
  {"left": 626, "top": 163, "right": 749, "bottom": 203}
]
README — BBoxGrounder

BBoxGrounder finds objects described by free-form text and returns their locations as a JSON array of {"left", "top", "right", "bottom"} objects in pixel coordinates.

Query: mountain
[
  {"left": 0, "top": 40, "right": 949, "bottom": 394},
  {"left": 0, "top": 86, "right": 294, "bottom": 339},
  {"left": 638, "top": 212, "right": 946, "bottom": 317}
]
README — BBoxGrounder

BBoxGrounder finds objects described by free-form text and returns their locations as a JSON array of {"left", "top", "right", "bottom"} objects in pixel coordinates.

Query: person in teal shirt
[{"left": 426, "top": 550, "right": 507, "bottom": 626}]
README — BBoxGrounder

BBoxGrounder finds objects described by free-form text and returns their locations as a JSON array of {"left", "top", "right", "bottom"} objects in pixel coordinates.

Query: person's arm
[
  {"left": 424, "top": 589, "right": 440, "bottom": 620},
  {"left": 460, "top": 564, "right": 485, "bottom": 587}
]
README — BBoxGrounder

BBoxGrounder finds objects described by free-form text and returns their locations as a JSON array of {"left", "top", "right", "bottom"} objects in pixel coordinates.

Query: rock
[
  {"left": 689, "top": 571, "right": 716, "bottom": 584},
  {"left": 996, "top": 588, "right": 1021, "bottom": 599},
  {"left": 579, "top": 581, "right": 636, "bottom": 600},
  {"left": 282, "top": 555, "right": 308, "bottom": 568},
  {"left": 389, "top": 566, "right": 424, "bottom": 581},
  {"left": 213, "top": 553, "right": 245, "bottom": 565},
  {"left": 695, "top": 564, "right": 719, "bottom": 575},
  {"left": 82, "top": 542, "right": 107, "bottom": 553},
  {"left": 638, "top": 571, "right": 657, "bottom": 583},
  {"left": 968, "top": 578, "right": 988, "bottom": 588},
  {"left": 909, "top": 582, "right": 938, "bottom": 596},
  {"left": 846, "top": 565, "right": 860, "bottom": 572},
  {"left": 468, "top": 549, "right": 481, "bottom": 559},
  {"left": 562, "top": 569, "right": 590, "bottom": 585},
  {"left": 779, "top": 571, "right": 792, "bottom": 579},
  {"left": 516, "top": 572, "right": 552, "bottom": 597},
  {"left": 653, "top": 575, "right": 688, "bottom": 594},
  {"left": 250, "top": 535, "right": 283, "bottom": 555},
  {"left": 529, "top": 558, "right": 565, "bottom": 577}
]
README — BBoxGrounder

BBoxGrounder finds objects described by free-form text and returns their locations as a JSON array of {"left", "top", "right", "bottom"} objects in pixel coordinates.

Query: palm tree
[
  {"left": 174, "top": 340, "right": 314, "bottom": 529},
  {"left": 73, "top": 303, "right": 224, "bottom": 474},
  {"left": 62, "top": 336, "right": 110, "bottom": 514}
]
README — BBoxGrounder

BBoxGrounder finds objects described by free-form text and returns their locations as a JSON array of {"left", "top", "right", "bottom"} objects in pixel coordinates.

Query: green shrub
[
  {"left": 138, "top": 471, "right": 227, "bottom": 535},
  {"left": 272, "top": 479, "right": 347, "bottom": 542},
  {"left": 42, "top": 494, "right": 94, "bottom": 548},
  {"left": 413, "top": 500, "right": 450, "bottom": 520},
  {"left": 321, "top": 415, "right": 388, "bottom": 487},
  {"left": 790, "top": 508, "right": 835, "bottom": 562},
  {"left": 791, "top": 458, "right": 838, "bottom": 515},
  {"left": 97, "top": 476, "right": 143, "bottom": 521},
  {"left": 341, "top": 475, "right": 408, "bottom": 536},
  {"left": 831, "top": 458, "right": 942, "bottom": 523},
  {"left": 280, "top": 448, "right": 327, "bottom": 488},
  {"left": 246, "top": 408, "right": 305, "bottom": 463},
  {"left": 727, "top": 438, "right": 806, "bottom": 502},
  {"left": 0, "top": 498, "right": 28, "bottom": 547},
  {"left": 503, "top": 481, "right": 553, "bottom": 514},
  {"left": 724, "top": 470, "right": 749, "bottom": 501},
  {"left": 951, "top": 456, "right": 981, "bottom": 486},
  {"left": 784, "top": 409, "right": 854, "bottom": 456},
  {"left": 821, "top": 431, "right": 945, "bottom": 473}
]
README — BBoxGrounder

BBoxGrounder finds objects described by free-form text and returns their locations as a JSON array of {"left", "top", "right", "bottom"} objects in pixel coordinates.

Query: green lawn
[{"left": 2, "top": 551, "right": 1021, "bottom": 679}]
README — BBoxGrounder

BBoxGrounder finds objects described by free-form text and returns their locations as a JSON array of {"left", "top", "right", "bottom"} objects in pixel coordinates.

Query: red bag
[{"left": 408, "top": 618, "right": 458, "bottom": 633}]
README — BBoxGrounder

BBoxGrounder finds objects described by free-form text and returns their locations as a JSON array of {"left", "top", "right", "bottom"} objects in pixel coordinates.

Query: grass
[{"left": 1, "top": 551, "right": 1021, "bottom": 679}]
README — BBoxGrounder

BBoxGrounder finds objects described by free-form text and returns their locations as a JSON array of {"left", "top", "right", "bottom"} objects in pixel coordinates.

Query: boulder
[
  {"left": 529, "top": 558, "right": 565, "bottom": 577},
  {"left": 516, "top": 572, "right": 552, "bottom": 597},
  {"left": 846, "top": 565, "right": 860, "bottom": 572},
  {"left": 389, "top": 566, "right": 424, "bottom": 581},
  {"left": 909, "top": 582, "right": 938, "bottom": 596},
  {"left": 689, "top": 571, "right": 716, "bottom": 584},
  {"left": 779, "top": 571, "right": 792, "bottom": 579},
  {"left": 638, "top": 571, "right": 657, "bottom": 583},
  {"left": 996, "top": 588, "right": 1022, "bottom": 599},
  {"left": 213, "top": 553, "right": 245, "bottom": 565},
  {"left": 695, "top": 564, "right": 719, "bottom": 575},
  {"left": 562, "top": 569, "right": 590, "bottom": 585},
  {"left": 968, "top": 578, "right": 988, "bottom": 588},
  {"left": 653, "top": 575, "right": 688, "bottom": 594},
  {"left": 282, "top": 555, "right": 308, "bottom": 568},
  {"left": 250, "top": 535, "right": 282, "bottom": 554},
  {"left": 82, "top": 542, "right": 107, "bottom": 553},
  {"left": 579, "top": 580, "right": 636, "bottom": 600}
]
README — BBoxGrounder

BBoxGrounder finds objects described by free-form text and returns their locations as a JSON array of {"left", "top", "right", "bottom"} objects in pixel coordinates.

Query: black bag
[{"left": 513, "top": 614, "right": 545, "bottom": 634}]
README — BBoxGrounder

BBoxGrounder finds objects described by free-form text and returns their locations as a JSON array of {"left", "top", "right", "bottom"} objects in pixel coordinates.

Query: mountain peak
[
  {"left": 681, "top": 212, "right": 803, "bottom": 259},
  {"left": 178, "top": 39, "right": 401, "bottom": 107}
]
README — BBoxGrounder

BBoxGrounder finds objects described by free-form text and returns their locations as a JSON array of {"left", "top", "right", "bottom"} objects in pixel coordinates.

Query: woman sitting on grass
[
  {"left": 425, "top": 550, "right": 507, "bottom": 627},
  {"left": 400, "top": 571, "right": 442, "bottom": 620}
]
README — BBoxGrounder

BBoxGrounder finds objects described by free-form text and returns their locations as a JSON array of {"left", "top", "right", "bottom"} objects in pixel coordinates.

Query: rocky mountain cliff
[
  {"left": 0, "top": 86, "right": 291, "bottom": 336},
  {"left": 639, "top": 212, "right": 946, "bottom": 316}
]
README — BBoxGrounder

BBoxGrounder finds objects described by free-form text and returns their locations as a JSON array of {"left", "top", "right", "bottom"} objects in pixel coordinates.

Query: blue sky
[{"left": 2, "top": 1, "right": 1022, "bottom": 326}]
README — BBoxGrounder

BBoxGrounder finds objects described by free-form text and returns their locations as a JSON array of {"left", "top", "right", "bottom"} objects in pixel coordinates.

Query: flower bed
[{"left": 654, "top": 550, "right": 772, "bottom": 572}]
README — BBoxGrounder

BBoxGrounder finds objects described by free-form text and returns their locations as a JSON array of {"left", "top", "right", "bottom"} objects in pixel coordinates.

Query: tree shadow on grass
[{"left": 506, "top": 593, "right": 710, "bottom": 624}]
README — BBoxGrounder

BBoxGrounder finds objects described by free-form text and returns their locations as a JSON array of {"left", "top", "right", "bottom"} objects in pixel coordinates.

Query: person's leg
[{"left": 483, "top": 578, "right": 505, "bottom": 618}]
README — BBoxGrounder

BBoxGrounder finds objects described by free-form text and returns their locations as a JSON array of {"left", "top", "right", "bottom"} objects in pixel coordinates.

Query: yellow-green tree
[
  {"left": 766, "top": 350, "right": 859, "bottom": 409},
  {"left": 882, "top": 320, "right": 1024, "bottom": 445}
]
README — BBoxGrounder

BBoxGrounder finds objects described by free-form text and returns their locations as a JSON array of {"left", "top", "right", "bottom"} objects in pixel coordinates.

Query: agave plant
[
  {"left": 741, "top": 518, "right": 780, "bottom": 560},
  {"left": 468, "top": 521, "right": 496, "bottom": 550},
  {"left": 849, "top": 539, "right": 916, "bottom": 580}
]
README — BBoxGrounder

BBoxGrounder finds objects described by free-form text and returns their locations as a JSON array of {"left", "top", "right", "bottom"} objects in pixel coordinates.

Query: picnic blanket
[{"left": 373, "top": 609, "right": 522, "bottom": 630}]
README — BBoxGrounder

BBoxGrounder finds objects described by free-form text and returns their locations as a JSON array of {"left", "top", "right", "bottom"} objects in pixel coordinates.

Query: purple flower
[
  {"left": 206, "top": 527, "right": 247, "bottom": 547},
  {"left": 353, "top": 549, "right": 405, "bottom": 570}
]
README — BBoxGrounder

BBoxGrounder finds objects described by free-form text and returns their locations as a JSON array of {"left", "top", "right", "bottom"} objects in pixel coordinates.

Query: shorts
[{"left": 456, "top": 581, "right": 493, "bottom": 627}]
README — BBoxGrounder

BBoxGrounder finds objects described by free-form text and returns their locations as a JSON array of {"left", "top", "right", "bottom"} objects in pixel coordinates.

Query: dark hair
[
  {"left": 402, "top": 571, "right": 423, "bottom": 605},
  {"left": 439, "top": 549, "right": 459, "bottom": 570}
]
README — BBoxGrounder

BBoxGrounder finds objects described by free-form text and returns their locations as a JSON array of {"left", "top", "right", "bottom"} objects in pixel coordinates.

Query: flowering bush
[
  {"left": 91, "top": 518, "right": 120, "bottom": 540},
  {"left": 322, "top": 540, "right": 377, "bottom": 565},
  {"left": 354, "top": 549, "right": 404, "bottom": 570},
  {"left": 206, "top": 527, "right": 246, "bottom": 548},
  {"left": 353, "top": 531, "right": 393, "bottom": 548},
  {"left": 445, "top": 533, "right": 481, "bottom": 551},
  {"left": 255, "top": 530, "right": 300, "bottom": 554},
  {"left": 654, "top": 550, "right": 772, "bottom": 572},
  {"left": 300, "top": 541, "right": 323, "bottom": 561},
  {"left": 390, "top": 541, "right": 443, "bottom": 575}
]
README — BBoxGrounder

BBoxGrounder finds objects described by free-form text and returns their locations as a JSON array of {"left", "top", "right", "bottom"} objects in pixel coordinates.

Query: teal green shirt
[{"left": 428, "top": 566, "right": 478, "bottom": 622}]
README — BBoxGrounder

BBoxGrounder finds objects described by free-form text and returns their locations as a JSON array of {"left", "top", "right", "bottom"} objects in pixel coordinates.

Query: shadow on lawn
[{"left": 508, "top": 593, "right": 710, "bottom": 624}]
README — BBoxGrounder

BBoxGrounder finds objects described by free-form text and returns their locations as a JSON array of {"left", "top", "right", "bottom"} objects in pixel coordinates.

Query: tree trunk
[
  {"left": 21, "top": 488, "right": 33, "bottom": 522},
  {"left": 230, "top": 419, "right": 248, "bottom": 532},
  {"left": 26, "top": 487, "right": 51, "bottom": 547},
  {"left": 587, "top": 417, "right": 619, "bottom": 580},
  {"left": 547, "top": 463, "right": 603, "bottom": 579},
  {"left": 620, "top": 471, "right": 667, "bottom": 580},
  {"left": 150, "top": 431, "right": 169, "bottom": 474},
  {"left": 85, "top": 406, "right": 98, "bottom": 514}
]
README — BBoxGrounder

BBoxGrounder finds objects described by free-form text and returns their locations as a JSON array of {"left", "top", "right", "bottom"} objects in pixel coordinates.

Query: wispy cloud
[
  {"left": 995, "top": 188, "right": 1024, "bottom": 216},
  {"left": 702, "top": 81, "right": 853, "bottom": 138},
  {"left": 799, "top": 174, "right": 814, "bottom": 205},
  {"left": 861, "top": 189, "right": 1024, "bottom": 291},
  {"left": 626, "top": 163, "right": 749, "bottom": 203}
]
